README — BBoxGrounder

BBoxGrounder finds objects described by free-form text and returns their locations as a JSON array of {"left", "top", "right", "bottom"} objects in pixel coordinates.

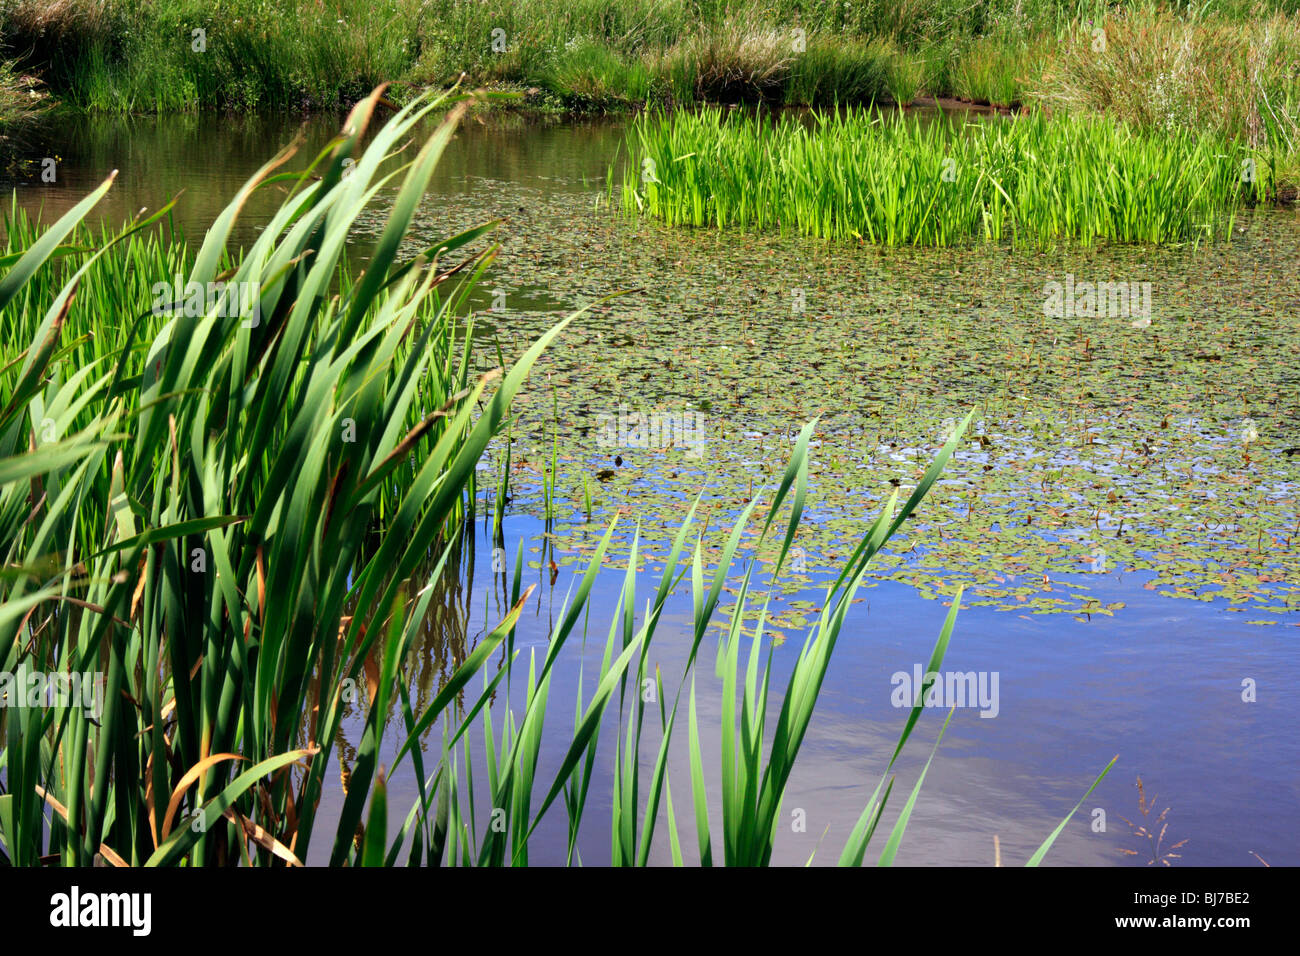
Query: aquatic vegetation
[
  {"left": 0, "top": 88, "right": 512, "bottom": 865},
  {"left": 7, "top": 0, "right": 1299, "bottom": 122},
  {"left": 420, "top": 441, "right": 1116, "bottom": 867},
  {"left": 0, "top": 88, "right": 1116, "bottom": 866},
  {"left": 622, "top": 106, "right": 1269, "bottom": 246},
  {"left": 1118, "top": 777, "right": 1189, "bottom": 866},
  {"left": 393, "top": 161, "right": 1298, "bottom": 625}
]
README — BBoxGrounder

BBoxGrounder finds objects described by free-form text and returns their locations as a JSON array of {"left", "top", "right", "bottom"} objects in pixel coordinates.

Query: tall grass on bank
[
  {"left": 622, "top": 107, "right": 1264, "bottom": 246},
  {"left": 1, "top": 0, "right": 420, "bottom": 113},
  {"left": 6, "top": 0, "right": 1299, "bottom": 114},
  {"left": 1035, "top": 7, "right": 1300, "bottom": 196},
  {"left": 0, "top": 89, "right": 1116, "bottom": 865},
  {"left": 0, "top": 60, "right": 46, "bottom": 128},
  {"left": 947, "top": 34, "right": 1041, "bottom": 107}
]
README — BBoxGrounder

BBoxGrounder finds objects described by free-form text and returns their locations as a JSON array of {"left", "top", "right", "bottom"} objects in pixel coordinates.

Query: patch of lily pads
[{"left": 353, "top": 151, "right": 1300, "bottom": 624}]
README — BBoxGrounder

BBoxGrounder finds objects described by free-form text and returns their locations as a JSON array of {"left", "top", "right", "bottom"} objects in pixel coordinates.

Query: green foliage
[
  {"left": 0, "top": 88, "right": 1114, "bottom": 867},
  {"left": 0, "top": 59, "right": 47, "bottom": 127},
  {"left": 623, "top": 106, "right": 1267, "bottom": 246},
  {"left": 1036, "top": 7, "right": 1300, "bottom": 192},
  {"left": 7, "top": 0, "right": 1297, "bottom": 114},
  {"left": 0, "top": 88, "right": 509, "bottom": 865}
]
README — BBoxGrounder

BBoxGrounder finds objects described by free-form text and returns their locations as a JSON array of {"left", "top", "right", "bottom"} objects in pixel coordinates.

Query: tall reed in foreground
[
  {"left": 622, "top": 106, "right": 1265, "bottom": 246},
  {"left": 0, "top": 89, "right": 1113, "bottom": 865},
  {"left": 0, "top": 86, "right": 537, "bottom": 866},
  {"left": 406, "top": 416, "right": 1116, "bottom": 867}
]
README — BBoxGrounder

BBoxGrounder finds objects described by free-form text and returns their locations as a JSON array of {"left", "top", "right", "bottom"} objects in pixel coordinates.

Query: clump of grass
[
  {"left": 884, "top": 44, "right": 927, "bottom": 107},
  {"left": 950, "top": 34, "right": 1036, "bottom": 107},
  {"left": 0, "top": 0, "right": 114, "bottom": 45},
  {"left": 540, "top": 38, "right": 654, "bottom": 109},
  {"left": 0, "top": 60, "right": 48, "bottom": 127},
  {"left": 622, "top": 106, "right": 1266, "bottom": 246},
  {"left": 1034, "top": 7, "right": 1300, "bottom": 188},
  {"left": 3, "top": 0, "right": 424, "bottom": 112},
  {"left": 666, "top": 12, "right": 795, "bottom": 103},
  {"left": 1118, "top": 776, "right": 1189, "bottom": 866},
  {"left": 784, "top": 35, "right": 893, "bottom": 107},
  {"left": 0, "top": 87, "right": 529, "bottom": 866}
]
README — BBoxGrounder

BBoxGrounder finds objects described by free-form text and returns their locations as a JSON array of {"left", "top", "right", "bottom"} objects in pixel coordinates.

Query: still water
[{"left": 7, "top": 108, "right": 1298, "bottom": 866}]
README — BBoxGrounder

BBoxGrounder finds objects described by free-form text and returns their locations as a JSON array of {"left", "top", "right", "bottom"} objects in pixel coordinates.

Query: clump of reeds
[
  {"left": 0, "top": 86, "right": 525, "bottom": 866},
  {"left": 949, "top": 34, "right": 1037, "bottom": 107},
  {"left": 622, "top": 105, "right": 1266, "bottom": 246}
]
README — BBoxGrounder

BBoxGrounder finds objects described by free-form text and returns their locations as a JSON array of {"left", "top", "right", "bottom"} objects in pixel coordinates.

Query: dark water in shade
[
  {"left": 6, "top": 109, "right": 1298, "bottom": 866},
  {"left": 2, "top": 109, "right": 623, "bottom": 241}
]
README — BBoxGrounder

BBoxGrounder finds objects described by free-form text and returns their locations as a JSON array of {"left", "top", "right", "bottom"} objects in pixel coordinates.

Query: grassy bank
[
  {"left": 622, "top": 107, "right": 1268, "bottom": 246},
  {"left": 0, "top": 90, "right": 1114, "bottom": 865},
  {"left": 4, "top": 2, "right": 1299, "bottom": 191},
  {"left": 1036, "top": 7, "right": 1300, "bottom": 186},
  {"left": 0, "top": 1, "right": 1296, "bottom": 117},
  {"left": 0, "top": 59, "right": 44, "bottom": 129}
]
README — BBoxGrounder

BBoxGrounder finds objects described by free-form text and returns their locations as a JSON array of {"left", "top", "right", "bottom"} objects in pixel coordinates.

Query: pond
[{"left": 7, "top": 107, "right": 1298, "bottom": 866}]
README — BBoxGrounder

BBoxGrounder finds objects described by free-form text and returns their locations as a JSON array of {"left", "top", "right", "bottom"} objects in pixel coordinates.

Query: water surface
[{"left": 7, "top": 109, "right": 1298, "bottom": 866}]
